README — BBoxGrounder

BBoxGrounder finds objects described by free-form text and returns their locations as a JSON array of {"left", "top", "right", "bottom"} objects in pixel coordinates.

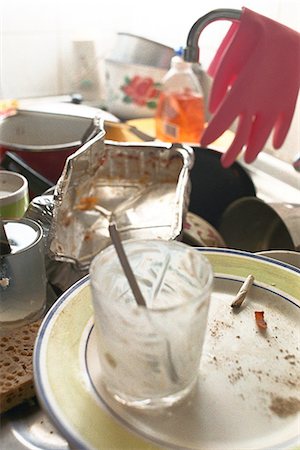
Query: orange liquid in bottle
[{"left": 155, "top": 90, "right": 205, "bottom": 143}]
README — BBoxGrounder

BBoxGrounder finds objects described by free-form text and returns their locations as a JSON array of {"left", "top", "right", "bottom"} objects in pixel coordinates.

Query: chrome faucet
[
  {"left": 183, "top": 9, "right": 241, "bottom": 121},
  {"left": 183, "top": 9, "right": 241, "bottom": 63}
]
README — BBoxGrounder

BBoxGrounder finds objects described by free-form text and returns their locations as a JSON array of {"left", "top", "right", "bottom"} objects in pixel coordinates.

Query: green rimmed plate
[{"left": 34, "top": 248, "right": 300, "bottom": 450}]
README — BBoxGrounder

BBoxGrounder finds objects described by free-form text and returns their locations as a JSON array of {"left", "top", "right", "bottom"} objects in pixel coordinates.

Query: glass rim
[{"left": 90, "top": 238, "right": 214, "bottom": 312}]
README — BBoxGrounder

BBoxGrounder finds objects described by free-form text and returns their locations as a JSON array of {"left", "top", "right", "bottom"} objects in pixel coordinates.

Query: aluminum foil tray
[{"left": 49, "top": 136, "right": 194, "bottom": 270}]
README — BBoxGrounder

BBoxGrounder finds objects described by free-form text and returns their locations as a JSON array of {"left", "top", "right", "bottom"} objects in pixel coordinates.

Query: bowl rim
[
  {"left": 116, "top": 32, "right": 174, "bottom": 52},
  {"left": 105, "top": 58, "right": 168, "bottom": 72}
]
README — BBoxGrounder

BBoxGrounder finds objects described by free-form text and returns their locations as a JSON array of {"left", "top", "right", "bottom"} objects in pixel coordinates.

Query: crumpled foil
[
  {"left": 25, "top": 127, "right": 194, "bottom": 291},
  {"left": 25, "top": 192, "right": 87, "bottom": 292},
  {"left": 48, "top": 133, "right": 194, "bottom": 271}
]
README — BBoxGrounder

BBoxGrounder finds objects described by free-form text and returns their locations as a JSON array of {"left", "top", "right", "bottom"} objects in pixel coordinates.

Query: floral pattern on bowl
[
  {"left": 121, "top": 75, "right": 161, "bottom": 108},
  {"left": 105, "top": 59, "right": 167, "bottom": 120},
  {"left": 183, "top": 212, "right": 226, "bottom": 247}
]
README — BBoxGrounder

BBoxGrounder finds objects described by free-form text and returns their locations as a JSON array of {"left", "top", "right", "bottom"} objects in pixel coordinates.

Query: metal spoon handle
[
  {"left": 108, "top": 223, "right": 146, "bottom": 307},
  {"left": 108, "top": 224, "right": 179, "bottom": 383}
]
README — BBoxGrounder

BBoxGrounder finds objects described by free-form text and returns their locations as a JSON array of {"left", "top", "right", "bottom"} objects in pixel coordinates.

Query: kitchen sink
[{"left": 239, "top": 151, "right": 299, "bottom": 204}]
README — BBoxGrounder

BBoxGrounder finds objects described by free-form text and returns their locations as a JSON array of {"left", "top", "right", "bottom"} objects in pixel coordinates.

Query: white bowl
[
  {"left": 108, "top": 32, "right": 174, "bottom": 69},
  {"left": 104, "top": 59, "right": 167, "bottom": 120}
]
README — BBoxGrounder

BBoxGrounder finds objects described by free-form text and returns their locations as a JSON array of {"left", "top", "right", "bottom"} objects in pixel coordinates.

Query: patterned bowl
[
  {"left": 104, "top": 59, "right": 167, "bottom": 120},
  {"left": 183, "top": 212, "right": 226, "bottom": 248}
]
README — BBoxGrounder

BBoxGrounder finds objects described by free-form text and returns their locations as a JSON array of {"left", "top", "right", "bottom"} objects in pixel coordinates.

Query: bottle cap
[{"left": 171, "top": 55, "right": 188, "bottom": 70}]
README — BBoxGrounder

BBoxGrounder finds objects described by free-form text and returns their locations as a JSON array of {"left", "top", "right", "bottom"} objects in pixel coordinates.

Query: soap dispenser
[{"left": 155, "top": 48, "right": 205, "bottom": 143}]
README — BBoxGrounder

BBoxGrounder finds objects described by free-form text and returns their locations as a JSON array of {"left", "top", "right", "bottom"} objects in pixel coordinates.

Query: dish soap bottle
[{"left": 155, "top": 49, "right": 205, "bottom": 143}]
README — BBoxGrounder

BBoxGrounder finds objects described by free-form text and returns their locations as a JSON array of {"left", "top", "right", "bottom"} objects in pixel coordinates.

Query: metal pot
[
  {"left": 219, "top": 197, "right": 300, "bottom": 252},
  {"left": 0, "top": 104, "right": 112, "bottom": 184}
]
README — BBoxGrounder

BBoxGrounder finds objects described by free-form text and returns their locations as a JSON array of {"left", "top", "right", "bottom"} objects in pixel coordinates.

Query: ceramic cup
[
  {"left": 90, "top": 239, "right": 213, "bottom": 409},
  {"left": 0, "top": 170, "right": 29, "bottom": 219}
]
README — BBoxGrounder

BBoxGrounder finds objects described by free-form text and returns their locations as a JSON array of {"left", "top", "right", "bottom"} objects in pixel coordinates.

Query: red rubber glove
[{"left": 201, "top": 7, "right": 300, "bottom": 168}]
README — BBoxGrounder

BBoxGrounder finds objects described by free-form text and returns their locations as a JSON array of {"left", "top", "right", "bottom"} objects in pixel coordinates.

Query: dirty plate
[{"left": 33, "top": 249, "right": 300, "bottom": 450}]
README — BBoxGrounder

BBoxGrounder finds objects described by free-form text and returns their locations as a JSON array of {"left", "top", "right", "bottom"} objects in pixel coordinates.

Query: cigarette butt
[{"left": 231, "top": 274, "right": 254, "bottom": 308}]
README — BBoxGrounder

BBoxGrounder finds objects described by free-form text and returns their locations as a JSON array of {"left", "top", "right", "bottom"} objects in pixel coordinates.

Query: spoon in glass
[{"left": 108, "top": 222, "right": 179, "bottom": 383}]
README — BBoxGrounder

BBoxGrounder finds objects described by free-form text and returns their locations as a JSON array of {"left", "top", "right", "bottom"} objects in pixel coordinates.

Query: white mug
[{"left": 0, "top": 170, "right": 29, "bottom": 219}]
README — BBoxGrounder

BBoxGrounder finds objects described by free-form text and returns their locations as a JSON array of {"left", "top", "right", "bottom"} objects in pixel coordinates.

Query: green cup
[{"left": 0, "top": 171, "right": 29, "bottom": 219}]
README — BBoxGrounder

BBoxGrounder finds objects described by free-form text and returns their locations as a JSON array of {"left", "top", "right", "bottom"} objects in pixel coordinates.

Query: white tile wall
[
  {"left": 0, "top": 0, "right": 299, "bottom": 162},
  {"left": 2, "top": 32, "right": 60, "bottom": 98}
]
